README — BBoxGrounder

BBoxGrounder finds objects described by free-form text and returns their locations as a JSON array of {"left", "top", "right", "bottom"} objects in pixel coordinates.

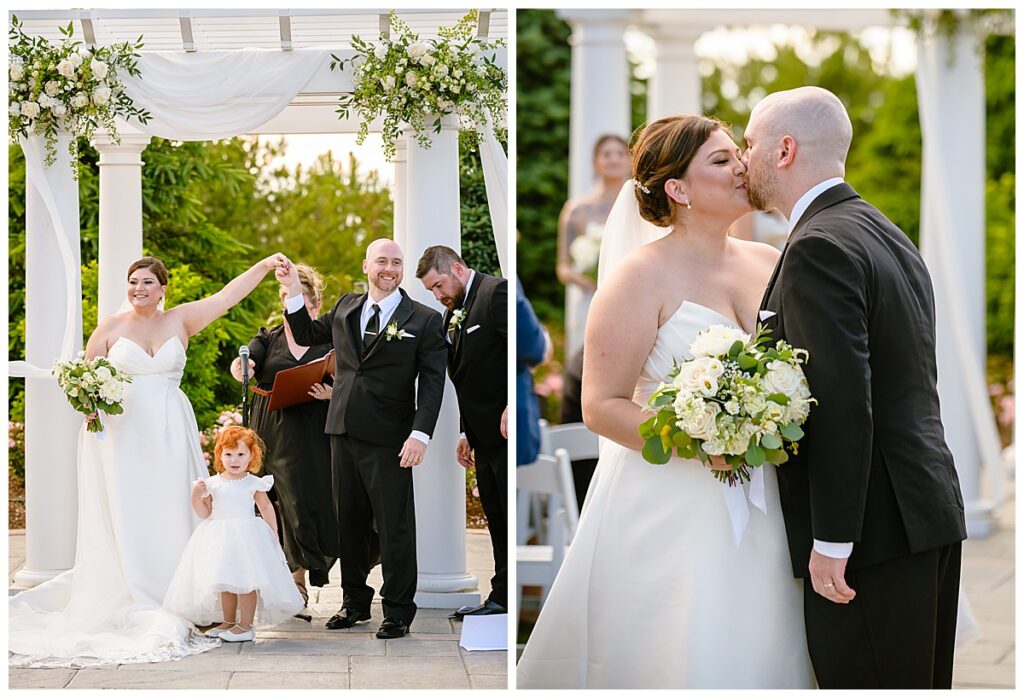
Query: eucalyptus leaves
[
  {"left": 8, "top": 15, "right": 150, "bottom": 176},
  {"left": 330, "top": 10, "right": 507, "bottom": 159}
]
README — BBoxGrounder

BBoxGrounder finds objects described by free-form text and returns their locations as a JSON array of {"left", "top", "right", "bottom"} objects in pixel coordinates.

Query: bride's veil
[{"left": 596, "top": 181, "right": 670, "bottom": 287}]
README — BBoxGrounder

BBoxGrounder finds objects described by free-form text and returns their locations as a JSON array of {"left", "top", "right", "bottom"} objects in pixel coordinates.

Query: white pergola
[
  {"left": 11, "top": 8, "right": 508, "bottom": 612},
  {"left": 557, "top": 8, "right": 1010, "bottom": 538}
]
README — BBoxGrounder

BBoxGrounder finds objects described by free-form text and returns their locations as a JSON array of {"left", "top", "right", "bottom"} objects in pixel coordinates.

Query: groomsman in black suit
[
  {"left": 279, "top": 239, "right": 447, "bottom": 639},
  {"left": 744, "top": 87, "right": 966, "bottom": 688},
  {"left": 416, "top": 246, "right": 508, "bottom": 617}
]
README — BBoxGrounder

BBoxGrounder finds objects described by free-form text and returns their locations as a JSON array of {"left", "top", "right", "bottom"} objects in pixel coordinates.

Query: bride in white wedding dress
[
  {"left": 10, "top": 253, "right": 288, "bottom": 668},
  {"left": 516, "top": 116, "right": 815, "bottom": 689}
]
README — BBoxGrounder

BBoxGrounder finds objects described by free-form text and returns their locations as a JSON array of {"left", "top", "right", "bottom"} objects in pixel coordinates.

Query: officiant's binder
[{"left": 250, "top": 350, "right": 335, "bottom": 412}]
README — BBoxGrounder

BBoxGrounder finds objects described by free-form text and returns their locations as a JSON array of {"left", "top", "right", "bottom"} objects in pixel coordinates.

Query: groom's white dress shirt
[
  {"left": 286, "top": 289, "right": 429, "bottom": 446},
  {"left": 785, "top": 177, "right": 854, "bottom": 561}
]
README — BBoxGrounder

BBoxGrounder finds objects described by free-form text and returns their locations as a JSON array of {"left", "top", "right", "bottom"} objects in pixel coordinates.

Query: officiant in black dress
[{"left": 231, "top": 264, "right": 340, "bottom": 603}]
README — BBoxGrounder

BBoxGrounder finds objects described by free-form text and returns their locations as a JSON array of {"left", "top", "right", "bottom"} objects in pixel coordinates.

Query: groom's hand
[
  {"left": 809, "top": 549, "right": 856, "bottom": 604},
  {"left": 399, "top": 437, "right": 427, "bottom": 468}
]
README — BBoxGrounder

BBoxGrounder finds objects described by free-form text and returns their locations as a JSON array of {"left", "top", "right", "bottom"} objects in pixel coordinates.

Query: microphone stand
[{"left": 240, "top": 348, "right": 250, "bottom": 428}]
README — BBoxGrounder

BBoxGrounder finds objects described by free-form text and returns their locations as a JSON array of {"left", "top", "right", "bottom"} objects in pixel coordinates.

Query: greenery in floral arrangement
[
  {"left": 8, "top": 15, "right": 150, "bottom": 176},
  {"left": 330, "top": 10, "right": 507, "bottom": 159}
]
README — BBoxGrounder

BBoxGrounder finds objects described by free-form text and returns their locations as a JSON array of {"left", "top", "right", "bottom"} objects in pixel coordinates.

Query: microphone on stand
[{"left": 239, "top": 345, "right": 250, "bottom": 428}]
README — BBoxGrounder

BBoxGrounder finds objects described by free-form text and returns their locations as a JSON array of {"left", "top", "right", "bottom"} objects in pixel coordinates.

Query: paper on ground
[{"left": 458, "top": 613, "right": 507, "bottom": 651}]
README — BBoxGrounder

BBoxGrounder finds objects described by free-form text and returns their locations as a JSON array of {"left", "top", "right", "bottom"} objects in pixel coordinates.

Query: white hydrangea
[
  {"left": 93, "top": 85, "right": 111, "bottom": 105},
  {"left": 690, "top": 324, "right": 750, "bottom": 359},
  {"left": 9, "top": 102, "right": 20, "bottom": 117}
]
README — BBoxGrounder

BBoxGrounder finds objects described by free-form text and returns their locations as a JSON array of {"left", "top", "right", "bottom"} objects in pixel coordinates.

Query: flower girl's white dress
[{"left": 163, "top": 474, "right": 304, "bottom": 625}]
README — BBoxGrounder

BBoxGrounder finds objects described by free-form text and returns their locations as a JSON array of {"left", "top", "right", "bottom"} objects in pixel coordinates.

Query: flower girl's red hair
[{"left": 213, "top": 426, "right": 265, "bottom": 474}]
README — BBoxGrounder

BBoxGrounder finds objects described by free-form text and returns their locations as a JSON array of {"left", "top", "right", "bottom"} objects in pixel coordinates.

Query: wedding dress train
[
  {"left": 516, "top": 302, "right": 815, "bottom": 689},
  {"left": 10, "top": 336, "right": 220, "bottom": 667}
]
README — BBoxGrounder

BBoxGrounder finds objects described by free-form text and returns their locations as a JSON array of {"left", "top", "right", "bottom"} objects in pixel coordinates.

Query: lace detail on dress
[{"left": 9, "top": 629, "right": 220, "bottom": 669}]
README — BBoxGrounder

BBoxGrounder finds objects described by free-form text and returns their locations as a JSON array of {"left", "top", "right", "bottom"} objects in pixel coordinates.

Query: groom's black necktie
[{"left": 362, "top": 303, "right": 381, "bottom": 357}]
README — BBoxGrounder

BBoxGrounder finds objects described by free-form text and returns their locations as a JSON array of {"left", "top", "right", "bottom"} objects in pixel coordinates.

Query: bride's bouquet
[
  {"left": 639, "top": 324, "right": 815, "bottom": 485},
  {"left": 570, "top": 222, "right": 603, "bottom": 282},
  {"left": 53, "top": 351, "right": 132, "bottom": 433}
]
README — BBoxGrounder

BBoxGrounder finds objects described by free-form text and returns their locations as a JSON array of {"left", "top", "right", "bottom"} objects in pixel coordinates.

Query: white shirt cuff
[
  {"left": 284, "top": 293, "right": 304, "bottom": 314},
  {"left": 813, "top": 539, "right": 854, "bottom": 559},
  {"left": 409, "top": 430, "right": 430, "bottom": 445}
]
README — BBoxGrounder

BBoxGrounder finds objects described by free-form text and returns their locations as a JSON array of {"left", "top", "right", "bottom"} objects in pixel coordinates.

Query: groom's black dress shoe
[
  {"left": 449, "top": 600, "right": 507, "bottom": 620},
  {"left": 375, "top": 618, "right": 409, "bottom": 639},
  {"left": 325, "top": 607, "right": 371, "bottom": 630}
]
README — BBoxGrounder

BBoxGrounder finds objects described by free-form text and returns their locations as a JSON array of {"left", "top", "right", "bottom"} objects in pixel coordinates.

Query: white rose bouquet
[
  {"left": 639, "top": 323, "right": 815, "bottom": 485},
  {"left": 8, "top": 15, "right": 150, "bottom": 176},
  {"left": 329, "top": 10, "right": 506, "bottom": 159},
  {"left": 53, "top": 352, "right": 133, "bottom": 433},
  {"left": 569, "top": 222, "right": 603, "bottom": 282}
]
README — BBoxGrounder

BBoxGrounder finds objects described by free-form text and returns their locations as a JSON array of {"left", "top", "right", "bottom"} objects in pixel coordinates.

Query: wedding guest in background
[
  {"left": 560, "top": 344, "right": 597, "bottom": 510},
  {"left": 516, "top": 276, "right": 551, "bottom": 466},
  {"left": 417, "top": 246, "right": 508, "bottom": 618},
  {"left": 231, "top": 263, "right": 340, "bottom": 613},
  {"left": 557, "top": 134, "right": 631, "bottom": 357}
]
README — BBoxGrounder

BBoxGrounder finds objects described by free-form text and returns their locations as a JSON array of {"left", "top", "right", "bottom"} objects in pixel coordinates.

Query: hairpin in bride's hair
[{"left": 633, "top": 179, "right": 651, "bottom": 195}]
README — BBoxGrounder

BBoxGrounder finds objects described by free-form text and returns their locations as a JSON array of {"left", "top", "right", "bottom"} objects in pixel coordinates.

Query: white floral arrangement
[
  {"left": 570, "top": 222, "right": 603, "bottom": 281},
  {"left": 639, "top": 324, "right": 816, "bottom": 485},
  {"left": 384, "top": 321, "right": 412, "bottom": 342},
  {"left": 8, "top": 16, "right": 150, "bottom": 176},
  {"left": 448, "top": 308, "right": 467, "bottom": 333},
  {"left": 330, "top": 10, "right": 507, "bottom": 159},
  {"left": 53, "top": 351, "right": 133, "bottom": 434}
]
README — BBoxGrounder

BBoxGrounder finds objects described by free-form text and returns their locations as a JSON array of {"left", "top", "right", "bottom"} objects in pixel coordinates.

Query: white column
[
  {"left": 16, "top": 132, "right": 83, "bottom": 587},
  {"left": 91, "top": 132, "right": 151, "bottom": 319},
  {"left": 646, "top": 25, "right": 703, "bottom": 119},
  {"left": 392, "top": 135, "right": 409, "bottom": 253},
  {"left": 917, "top": 24, "right": 995, "bottom": 537},
  {"left": 403, "top": 115, "right": 480, "bottom": 608},
  {"left": 558, "top": 9, "right": 631, "bottom": 200}
]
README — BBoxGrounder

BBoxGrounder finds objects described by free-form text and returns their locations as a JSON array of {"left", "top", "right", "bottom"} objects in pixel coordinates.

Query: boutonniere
[
  {"left": 384, "top": 322, "right": 413, "bottom": 342},
  {"left": 449, "top": 308, "right": 467, "bottom": 332}
]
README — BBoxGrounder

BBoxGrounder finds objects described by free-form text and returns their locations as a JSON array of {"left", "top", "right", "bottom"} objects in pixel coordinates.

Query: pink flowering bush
[{"left": 198, "top": 408, "right": 244, "bottom": 475}]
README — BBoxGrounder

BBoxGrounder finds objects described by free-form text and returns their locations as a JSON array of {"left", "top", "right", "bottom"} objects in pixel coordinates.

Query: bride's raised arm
[
  {"left": 581, "top": 251, "right": 663, "bottom": 451},
  {"left": 172, "top": 253, "right": 288, "bottom": 338}
]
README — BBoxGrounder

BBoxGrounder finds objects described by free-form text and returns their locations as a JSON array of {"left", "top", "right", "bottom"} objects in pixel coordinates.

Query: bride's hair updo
[
  {"left": 127, "top": 256, "right": 169, "bottom": 286},
  {"left": 630, "top": 115, "right": 727, "bottom": 227}
]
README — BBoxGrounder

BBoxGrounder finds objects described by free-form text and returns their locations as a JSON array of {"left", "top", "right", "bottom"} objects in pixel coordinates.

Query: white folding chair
[
  {"left": 516, "top": 447, "right": 578, "bottom": 634},
  {"left": 517, "top": 419, "right": 552, "bottom": 545}
]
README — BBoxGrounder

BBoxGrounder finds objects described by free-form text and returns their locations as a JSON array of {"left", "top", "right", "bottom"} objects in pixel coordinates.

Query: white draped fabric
[
  {"left": 9, "top": 134, "right": 82, "bottom": 378},
  {"left": 916, "top": 31, "right": 1006, "bottom": 513},
  {"left": 478, "top": 111, "right": 508, "bottom": 276},
  {"left": 121, "top": 48, "right": 329, "bottom": 140}
]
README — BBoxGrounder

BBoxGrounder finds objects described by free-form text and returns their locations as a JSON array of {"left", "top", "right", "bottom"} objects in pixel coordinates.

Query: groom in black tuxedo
[
  {"left": 744, "top": 87, "right": 966, "bottom": 688},
  {"left": 280, "top": 239, "right": 447, "bottom": 639},
  {"left": 416, "top": 246, "right": 509, "bottom": 617}
]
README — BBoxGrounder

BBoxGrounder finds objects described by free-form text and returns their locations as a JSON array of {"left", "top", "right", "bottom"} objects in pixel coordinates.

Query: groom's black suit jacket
[
  {"left": 443, "top": 272, "right": 508, "bottom": 451},
  {"left": 761, "top": 182, "right": 966, "bottom": 578},
  {"left": 285, "top": 288, "right": 447, "bottom": 447}
]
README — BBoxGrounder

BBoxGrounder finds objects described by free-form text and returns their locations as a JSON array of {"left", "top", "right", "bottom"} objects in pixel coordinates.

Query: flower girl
[{"left": 163, "top": 426, "right": 304, "bottom": 641}]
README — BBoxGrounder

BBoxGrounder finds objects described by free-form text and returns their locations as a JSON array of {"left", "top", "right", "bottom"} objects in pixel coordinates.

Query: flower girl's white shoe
[
  {"left": 204, "top": 623, "right": 234, "bottom": 637},
  {"left": 220, "top": 625, "right": 255, "bottom": 642}
]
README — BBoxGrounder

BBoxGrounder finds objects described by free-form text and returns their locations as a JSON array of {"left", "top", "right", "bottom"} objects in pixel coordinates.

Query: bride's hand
[
  {"left": 707, "top": 454, "right": 733, "bottom": 472},
  {"left": 84, "top": 411, "right": 98, "bottom": 425},
  {"left": 262, "top": 253, "right": 289, "bottom": 273}
]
